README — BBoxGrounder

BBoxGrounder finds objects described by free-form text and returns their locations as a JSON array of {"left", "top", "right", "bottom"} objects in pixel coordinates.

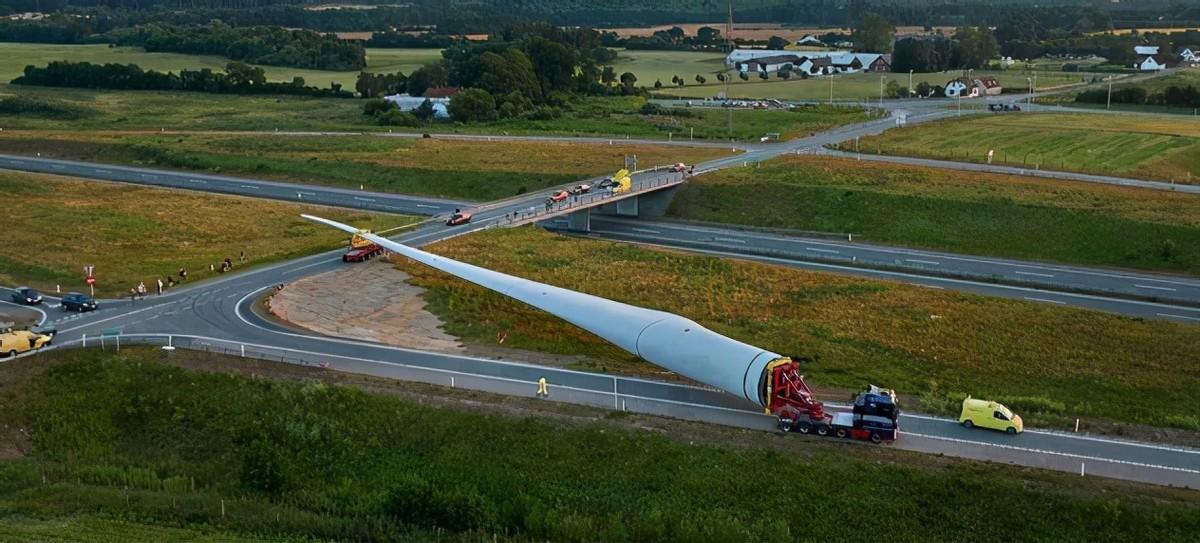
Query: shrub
[
  {"left": 0, "top": 95, "right": 93, "bottom": 119},
  {"left": 361, "top": 98, "right": 396, "bottom": 117},
  {"left": 375, "top": 109, "right": 420, "bottom": 126}
]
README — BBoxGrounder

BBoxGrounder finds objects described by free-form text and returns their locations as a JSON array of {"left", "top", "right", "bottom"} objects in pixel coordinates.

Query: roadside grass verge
[
  {"left": 850, "top": 112, "right": 1200, "bottom": 184},
  {"left": 0, "top": 132, "right": 734, "bottom": 200},
  {"left": 0, "top": 348, "right": 1196, "bottom": 542},
  {"left": 0, "top": 85, "right": 872, "bottom": 141},
  {"left": 0, "top": 171, "right": 415, "bottom": 297},
  {"left": 667, "top": 154, "right": 1200, "bottom": 275},
  {"left": 403, "top": 228, "right": 1200, "bottom": 432}
]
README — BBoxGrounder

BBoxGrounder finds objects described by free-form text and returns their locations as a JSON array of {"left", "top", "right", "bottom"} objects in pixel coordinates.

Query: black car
[
  {"left": 10, "top": 287, "right": 43, "bottom": 305},
  {"left": 30, "top": 324, "right": 58, "bottom": 338},
  {"left": 61, "top": 292, "right": 98, "bottom": 312}
]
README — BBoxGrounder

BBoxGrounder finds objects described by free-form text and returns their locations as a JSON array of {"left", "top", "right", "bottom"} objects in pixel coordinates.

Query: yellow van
[
  {"left": 0, "top": 329, "right": 53, "bottom": 358},
  {"left": 959, "top": 397, "right": 1023, "bottom": 435}
]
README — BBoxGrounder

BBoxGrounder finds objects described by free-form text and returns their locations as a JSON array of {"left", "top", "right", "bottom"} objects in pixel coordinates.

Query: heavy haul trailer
[
  {"left": 304, "top": 214, "right": 900, "bottom": 443},
  {"left": 343, "top": 232, "right": 384, "bottom": 262}
]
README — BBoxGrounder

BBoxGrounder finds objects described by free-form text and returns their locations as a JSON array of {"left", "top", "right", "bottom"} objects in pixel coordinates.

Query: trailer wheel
[
  {"left": 869, "top": 433, "right": 882, "bottom": 444},
  {"left": 815, "top": 424, "right": 830, "bottom": 436},
  {"left": 796, "top": 421, "right": 811, "bottom": 434},
  {"left": 777, "top": 420, "right": 792, "bottom": 433},
  {"left": 835, "top": 427, "right": 848, "bottom": 438}
]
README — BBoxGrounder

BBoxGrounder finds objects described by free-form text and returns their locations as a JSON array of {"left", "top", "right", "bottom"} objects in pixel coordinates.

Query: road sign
[
  {"left": 85, "top": 276, "right": 96, "bottom": 285},
  {"left": 83, "top": 265, "right": 94, "bottom": 277}
]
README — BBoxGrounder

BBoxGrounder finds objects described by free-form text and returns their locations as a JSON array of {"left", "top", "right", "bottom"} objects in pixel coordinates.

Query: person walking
[
  {"left": 137, "top": 281, "right": 147, "bottom": 298},
  {"left": 129, "top": 288, "right": 137, "bottom": 305}
]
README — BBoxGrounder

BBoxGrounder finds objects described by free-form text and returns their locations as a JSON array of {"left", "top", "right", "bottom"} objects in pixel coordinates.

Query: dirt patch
[{"left": 269, "top": 259, "right": 463, "bottom": 353}]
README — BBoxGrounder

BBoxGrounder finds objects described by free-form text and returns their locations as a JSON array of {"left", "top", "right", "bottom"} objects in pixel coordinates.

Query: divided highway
[{"left": 3, "top": 108, "right": 1199, "bottom": 488}]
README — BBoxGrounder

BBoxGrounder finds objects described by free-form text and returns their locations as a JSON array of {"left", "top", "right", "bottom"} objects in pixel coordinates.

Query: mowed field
[
  {"left": 0, "top": 132, "right": 735, "bottom": 200},
  {"left": 0, "top": 170, "right": 415, "bottom": 297},
  {"left": 2, "top": 349, "right": 1196, "bottom": 542},
  {"left": 668, "top": 155, "right": 1200, "bottom": 275},
  {"left": 853, "top": 113, "right": 1200, "bottom": 183},
  {"left": 0, "top": 43, "right": 442, "bottom": 88},
  {"left": 407, "top": 228, "right": 1200, "bottom": 432},
  {"left": 610, "top": 50, "right": 1098, "bottom": 100}
]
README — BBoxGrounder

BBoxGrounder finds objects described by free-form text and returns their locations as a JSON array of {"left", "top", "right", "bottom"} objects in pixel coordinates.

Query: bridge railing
[{"left": 500, "top": 171, "right": 687, "bottom": 227}]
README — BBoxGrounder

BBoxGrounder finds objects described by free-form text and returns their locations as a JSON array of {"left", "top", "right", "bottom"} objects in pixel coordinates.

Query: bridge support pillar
[
  {"left": 565, "top": 208, "right": 591, "bottom": 233},
  {"left": 594, "top": 186, "right": 678, "bottom": 219}
]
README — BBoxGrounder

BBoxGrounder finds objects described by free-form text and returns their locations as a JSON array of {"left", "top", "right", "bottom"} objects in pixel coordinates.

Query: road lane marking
[
  {"left": 713, "top": 237, "right": 746, "bottom": 244},
  {"left": 354, "top": 197, "right": 375, "bottom": 203},
  {"left": 1015, "top": 271, "right": 1055, "bottom": 278},
  {"left": 1157, "top": 313, "right": 1200, "bottom": 322},
  {"left": 51, "top": 164, "right": 64, "bottom": 169},
  {"left": 900, "top": 412, "right": 1200, "bottom": 454},
  {"left": 95, "top": 169, "right": 111, "bottom": 174},
  {"left": 188, "top": 179, "right": 205, "bottom": 184},
  {"left": 904, "top": 432, "right": 1200, "bottom": 474},
  {"left": 239, "top": 184, "right": 260, "bottom": 190},
  {"left": 1134, "top": 284, "right": 1177, "bottom": 292},
  {"left": 1023, "top": 297, "right": 1066, "bottom": 305},
  {"left": 905, "top": 259, "right": 940, "bottom": 266},
  {"left": 416, "top": 204, "right": 439, "bottom": 209},
  {"left": 631, "top": 228, "right": 661, "bottom": 234},
  {"left": 805, "top": 247, "right": 839, "bottom": 254}
]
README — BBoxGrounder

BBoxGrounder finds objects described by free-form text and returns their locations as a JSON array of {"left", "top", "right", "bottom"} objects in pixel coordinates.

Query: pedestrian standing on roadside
[
  {"left": 179, "top": 267, "right": 188, "bottom": 282},
  {"left": 129, "top": 288, "right": 137, "bottom": 305},
  {"left": 137, "top": 281, "right": 147, "bottom": 298},
  {"left": 156, "top": 277, "right": 164, "bottom": 295}
]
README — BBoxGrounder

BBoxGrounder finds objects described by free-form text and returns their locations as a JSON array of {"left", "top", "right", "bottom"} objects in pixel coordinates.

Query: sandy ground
[{"left": 269, "top": 259, "right": 464, "bottom": 353}]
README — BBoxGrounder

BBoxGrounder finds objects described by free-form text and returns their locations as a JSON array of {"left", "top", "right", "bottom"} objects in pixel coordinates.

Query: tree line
[
  {"left": 106, "top": 21, "right": 364, "bottom": 71},
  {"left": 11, "top": 60, "right": 353, "bottom": 97}
]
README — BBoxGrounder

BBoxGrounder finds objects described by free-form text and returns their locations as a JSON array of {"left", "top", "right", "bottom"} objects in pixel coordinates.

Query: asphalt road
[
  {"left": 3, "top": 109, "right": 1199, "bottom": 487},
  {"left": 556, "top": 216, "right": 1200, "bottom": 322}
]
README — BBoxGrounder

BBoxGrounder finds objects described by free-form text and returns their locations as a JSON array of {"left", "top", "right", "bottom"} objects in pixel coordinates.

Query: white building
[
  {"left": 383, "top": 94, "right": 450, "bottom": 118},
  {"left": 1133, "top": 45, "right": 1160, "bottom": 56},
  {"left": 1136, "top": 56, "right": 1166, "bottom": 71},
  {"left": 1179, "top": 47, "right": 1198, "bottom": 64},
  {"left": 729, "top": 49, "right": 890, "bottom": 75}
]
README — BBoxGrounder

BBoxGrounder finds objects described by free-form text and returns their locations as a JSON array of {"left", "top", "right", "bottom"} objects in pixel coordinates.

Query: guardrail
[
  {"left": 37, "top": 333, "right": 768, "bottom": 431},
  {"left": 499, "top": 172, "right": 687, "bottom": 227}
]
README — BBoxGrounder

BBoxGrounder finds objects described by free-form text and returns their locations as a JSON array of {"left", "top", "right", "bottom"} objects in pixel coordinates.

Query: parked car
[
  {"left": 569, "top": 184, "right": 591, "bottom": 195},
  {"left": 446, "top": 211, "right": 472, "bottom": 226},
  {"left": 0, "top": 329, "right": 52, "bottom": 357},
  {"left": 597, "top": 178, "right": 617, "bottom": 190},
  {"left": 60, "top": 292, "right": 97, "bottom": 312},
  {"left": 548, "top": 190, "right": 570, "bottom": 202},
  {"left": 960, "top": 397, "right": 1023, "bottom": 435},
  {"left": 9, "top": 287, "right": 42, "bottom": 305}
]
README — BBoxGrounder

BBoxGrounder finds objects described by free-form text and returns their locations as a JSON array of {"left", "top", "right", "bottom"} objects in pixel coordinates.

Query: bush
[
  {"left": 361, "top": 98, "right": 396, "bottom": 117},
  {"left": 448, "top": 88, "right": 498, "bottom": 123},
  {"left": 375, "top": 109, "right": 420, "bottom": 127},
  {"left": 524, "top": 105, "right": 562, "bottom": 120}
]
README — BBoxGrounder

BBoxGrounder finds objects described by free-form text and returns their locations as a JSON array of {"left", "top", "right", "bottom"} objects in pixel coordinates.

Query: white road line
[
  {"left": 354, "top": 197, "right": 376, "bottom": 202},
  {"left": 905, "top": 258, "right": 940, "bottom": 266},
  {"left": 188, "top": 179, "right": 205, "bottom": 184},
  {"left": 416, "top": 204, "right": 439, "bottom": 209},
  {"left": 95, "top": 169, "right": 111, "bottom": 174},
  {"left": 1157, "top": 313, "right": 1200, "bottom": 322},
  {"left": 631, "top": 228, "right": 661, "bottom": 234},
  {"left": 805, "top": 247, "right": 839, "bottom": 254},
  {"left": 904, "top": 432, "right": 1200, "bottom": 474},
  {"left": 239, "top": 184, "right": 260, "bottom": 190},
  {"left": 713, "top": 237, "right": 746, "bottom": 244},
  {"left": 1134, "top": 284, "right": 1177, "bottom": 292},
  {"left": 1015, "top": 271, "right": 1055, "bottom": 278},
  {"left": 51, "top": 164, "right": 65, "bottom": 169},
  {"left": 1023, "top": 297, "right": 1066, "bottom": 305}
]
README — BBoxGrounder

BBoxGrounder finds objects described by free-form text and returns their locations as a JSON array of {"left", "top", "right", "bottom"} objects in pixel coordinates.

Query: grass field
[
  {"left": 404, "top": 228, "right": 1200, "bottom": 432},
  {"left": 668, "top": 155, "right": 1200, "bottom": 275},
  {"left": 0, "top": 43, "right": 442, "bottom": 89},
  {"left": 0, "top": 85, "right": 871, "bottom": 141},
  {"left": 0, "top": 170, "right": 414, "bottom": 297},
  {"left": 852, "top": 112, "right": 1200, "bottom": 183},
  {"left": 1050, "top": 69, "right": 1200, "bottom": 115},
  {"left": 0, "top": 348, "right": 1196, "bottom": 542},
  {"left": 0, "top": 132, "right": 734, "bottom": 200}
]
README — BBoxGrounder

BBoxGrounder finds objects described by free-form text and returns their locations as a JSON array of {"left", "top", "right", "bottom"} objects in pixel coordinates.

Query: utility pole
[
  {"left": 828, "top": 73, "right": 834, "bottom": 104},
  {"left": 725, "top": 0, "right": 733, "bottom": 137},
  {"left": 1106, "top": 75, "right": 1113, "bottom": 110},
  {"left": 908, "top": 69, "right": 913, "bottom": 97},
  {"left": 880, "top": 74, "right": 885, "bottom": 106}
]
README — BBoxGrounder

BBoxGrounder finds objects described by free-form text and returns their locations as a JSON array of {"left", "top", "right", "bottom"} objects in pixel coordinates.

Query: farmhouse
[
  {"left": 795, "top": 34, "right": 823, "bottom": 46},
  {"left": 943, "top": 77, "right": 1003, "bottom": 98},
  {"left": 730, "top": 49, "right": 889, "bottom": 77},
  {"left": 383, "top": 93, "right": 451, "bottom": 119},
  {"left": 1136, "top": 56, "right": 1167, "bottom": 71},
  {"left": 1133, "top": 45, "right": 1168, "bottom": 71},
  {"left": 1179, "top": 47, "right": 1199, "bottom": 65}
]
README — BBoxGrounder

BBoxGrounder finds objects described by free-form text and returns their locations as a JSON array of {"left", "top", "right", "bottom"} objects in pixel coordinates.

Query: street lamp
[
  {"left": 1106, "top": 75, "right": 1113, "bottom": 110},
  {"left": 908, "top": 69, "right": 913, "bottom": 97},
  {"left": 880, "top": 74, "right": 886, "bottom": 106},
  {"left": 828, "top": 73, "right": 834, "bottom": 104}
]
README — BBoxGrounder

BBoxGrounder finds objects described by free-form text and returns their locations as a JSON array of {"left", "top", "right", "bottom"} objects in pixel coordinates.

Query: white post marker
[{"left": 240, "top": 344, "right": 245, "bottom": 357}]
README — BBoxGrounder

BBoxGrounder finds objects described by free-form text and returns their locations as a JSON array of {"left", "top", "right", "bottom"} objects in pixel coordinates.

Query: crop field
[
  {"left": 0, "top": 132, "right": 734, "bottom": 200},
  {"left": 0, "top": 170, "right": 414, "bottom": 297},
  {"left": 0, "top": 43, "right": 442, "bottom": 89},
  {"left": 405, "top": 228, "right": 1200, "bottom": 432},
  {"left": 853, "top": 112, "right": 1200, "bottom": 183},
  {"left": 611, "top": 50, "right": 1098, "bottom": 100},
  {"left": 668, "top": 155, "right": 1200, "bottom": 275},
  {"left": 0, "top": 349, "right": 1195, "bottom": 542}
]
